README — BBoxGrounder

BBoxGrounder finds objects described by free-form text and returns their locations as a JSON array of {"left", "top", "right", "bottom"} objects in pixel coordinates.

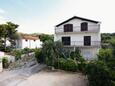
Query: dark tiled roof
[{"left": 56, "top": 16, "right": 99, "bottom": 27}]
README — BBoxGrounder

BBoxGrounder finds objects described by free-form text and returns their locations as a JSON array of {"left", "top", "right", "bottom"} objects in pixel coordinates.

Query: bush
[
  {"left": 98, "top": 49, "right": 115, "bottom": 71},
  {"left": 86, "top": 61, "right": 113, "bottom": 86},
  {"left": 70, "top": 48, "right": 82, "bottom": 60},
  {"left": 21, "top": 48, "right": 34, "bottom": 54},
  {"left": 69, "top": 48, "right": 86, "bottom": 72},
  {"left": 35, "top": 48, "right": 45, "bottom": 63},
  {"left": 54, "top": 58, "right": 78, "bottom": 72},
  {"left": 98, "top": 49, "right": 113, "bottom": 62},
  {"left": 85, "top": 48, "right": 115, "bottom": 86},
  {"left": 14, "top": 50, "right": 22, "bottom": 60},
  {"left": 2, "top": 57, "right": 9, "bottom": 68},
  {"left": 78, "top": 61, "right": 86, "bottom": 72},
  {"left": 0, "top": 58, "right": 2, "bottom": 63}
]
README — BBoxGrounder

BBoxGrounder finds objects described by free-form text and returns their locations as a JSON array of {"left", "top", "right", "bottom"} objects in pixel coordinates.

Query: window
[
  {"left": 25, "top": 39, "right": 28, "bottom": 41},
  {"left": 64, "top": 24, "right": 73, "bottom": 32},
  {"left": 81, "top": 22, "right": 88, "bottom": 31},
  {"left": 84, "top": 36, "right": 91, "bottom": 46},
  {"left": 62, "top": 37, "right": 71, "bottom": 45}
]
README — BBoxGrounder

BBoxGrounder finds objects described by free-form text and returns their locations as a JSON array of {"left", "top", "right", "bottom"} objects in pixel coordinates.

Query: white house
[
  {"left": 16, "top": 35, "right": 42, "bottom": 49},
  {"left": 54, "top": 16, "right": 101, "bottom": 60}
]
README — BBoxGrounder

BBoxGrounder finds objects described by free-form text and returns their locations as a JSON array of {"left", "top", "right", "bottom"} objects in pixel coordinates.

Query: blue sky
[
  {"left": 0, "top": 0, "right": 115, "bottom": 34},
  {"left": 0, "top": 0, "right": 61, "bottom": 20}
]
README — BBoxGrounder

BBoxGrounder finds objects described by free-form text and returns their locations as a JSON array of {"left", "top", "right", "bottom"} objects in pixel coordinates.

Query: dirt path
[
  {"left": 18, "top": 70, "right": 88, "bottom": 86},
  {"left": 0, "top": 64, "right": 46, "bottom": 86},
  {"left": 0, "top": 68, "right": 88, "bottom": 86}
]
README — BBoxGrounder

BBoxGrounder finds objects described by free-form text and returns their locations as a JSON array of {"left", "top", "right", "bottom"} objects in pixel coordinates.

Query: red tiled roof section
[{"left": 22, "top": 35, "right": 39, "bottom": 40}]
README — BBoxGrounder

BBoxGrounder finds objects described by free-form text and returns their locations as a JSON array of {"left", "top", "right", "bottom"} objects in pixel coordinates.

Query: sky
[{"left": 0, "top": 0, "right": 115, "bottom": 34}]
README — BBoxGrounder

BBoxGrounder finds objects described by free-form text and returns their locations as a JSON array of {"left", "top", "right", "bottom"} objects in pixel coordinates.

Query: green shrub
[
  {"left": 21, "top": 48, "right": 34, "bottom": 54},
  {"left": 111, "top": 81, "right": 115, "bottom": 86},
  {"left": 70, "top": 48, "right": 82, "bottom": 60},
  {"left": 5, "top": 46, "right": 13, "bottom": 52},
  {"left": 54, "top": 58, "right": 78, "bottom": 72},
  {"left": 65, "top": 58, "right": 78, "bottom": 71},
  {"left": 2, "top": 57, "right": 9, "bottom": 68},
  {"left": 86, "top": 61, "right": 113, "bottom": 86},
  {"left": 78, "top": 61, "right": 86, "bottom": 72},
  {"left": 0, "top": 58, "right": 2, "bottom": 63},
  {"left": 98, "top": 49, "right": 113, "bottom": 62},
  {"left": 111, "top": 40, "right": 115, "bottom": 56},
  {"left": 35, "top": 48, "right": 45, "bottom": 63},
  {"left": 98, "top": 49, "right": 115, "bottom": 71},
  {"left": 15, "top": 50, "right": 22, "bottom": 60}
]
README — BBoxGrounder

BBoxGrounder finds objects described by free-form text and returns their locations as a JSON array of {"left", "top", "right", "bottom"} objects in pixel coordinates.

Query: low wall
[
  {"left": 0, "top": 51, "right": 4, "bottom": 72},
  {"left": 0, "top": 52, "right": 35, "bottom": 72},
  {"left": 0, "top": 59, "right": 2, "bottom": 72},
  {"left": 4, "top": 55, "right": 15, "bottom": 63}
]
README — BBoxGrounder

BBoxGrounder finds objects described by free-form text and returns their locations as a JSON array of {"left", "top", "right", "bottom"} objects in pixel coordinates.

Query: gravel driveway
[
  {"left": 18, "top": 70, "right": 88, "bottom": 86},
  {"left": 0, "top": 69, "right": 88, "bottom": 86}
]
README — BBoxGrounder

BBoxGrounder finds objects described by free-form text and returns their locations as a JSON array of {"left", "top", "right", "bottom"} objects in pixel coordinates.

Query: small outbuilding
[{"left": 16, "top": 35, "right": 42, "bottom": 49}]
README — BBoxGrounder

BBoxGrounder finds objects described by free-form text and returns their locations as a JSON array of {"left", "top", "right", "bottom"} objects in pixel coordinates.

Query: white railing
[
  {"left": 55, "top": 25, "right": 100, "bottom": 34},
  {"left": 63, "top": 41, "right": 101, "bottom": 47}
]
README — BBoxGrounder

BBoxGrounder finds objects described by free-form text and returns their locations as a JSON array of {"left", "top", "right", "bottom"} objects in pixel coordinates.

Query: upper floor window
[
  {"left": 64, "top": 24, "right": 73, "bottom": 32},
  {"left": 81, "top": 22, "right": 88, "bottom": 31}
]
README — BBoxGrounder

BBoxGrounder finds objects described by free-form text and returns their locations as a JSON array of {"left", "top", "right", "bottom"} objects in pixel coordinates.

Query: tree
[
  {"left": 0, "top": 22, "right": 19, "bottom": 51},
  {"left": 39, "top": 34, "right": 54, "bottom": 43}
]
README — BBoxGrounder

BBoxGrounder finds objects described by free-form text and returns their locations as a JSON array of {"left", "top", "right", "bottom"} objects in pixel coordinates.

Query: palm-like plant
[{"left": 42, "top": 40, "right": 63, "bottom": 68}]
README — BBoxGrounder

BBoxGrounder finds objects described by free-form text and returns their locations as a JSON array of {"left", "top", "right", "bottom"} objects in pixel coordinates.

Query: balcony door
[
  {"left": 81, "top": 22, "right": 88, "bottom": 31},
  {"left": 62, "top": 37, "right": 71, "bottom": 45},
  {"left": 84, "top": 36, "right": 91, "bottom": 46},
  {"left": 64, "top": 24, "right": 73, "bottom": 32}
]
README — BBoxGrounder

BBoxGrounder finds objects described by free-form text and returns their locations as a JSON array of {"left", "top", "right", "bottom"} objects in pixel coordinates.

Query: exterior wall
[
  {"left": 56, "top": 19, "right": 97, "bottom": 28},
  {"left": 55, "top": 33, "right": 100, "bottom": 42},
  {"left": 54, "top": 33, "right": 101, "bottom": 47},
  {"left": 54, "top": 18, "right": 101, "bottom": 59},
  {"left": 21, "top": 39, "right": 42, "bottom": 49},
  {"left": 55, "top": 18, "right": 100, "bottom": 33},
  {"left": 15, "top": 39, "right": 22, "bottom": 49},
  {"left": 80, "top": 47, "right": 99, "bottom": 60},
  {"left": 16, "top": 39, "right": 42, "bottom": 49}
]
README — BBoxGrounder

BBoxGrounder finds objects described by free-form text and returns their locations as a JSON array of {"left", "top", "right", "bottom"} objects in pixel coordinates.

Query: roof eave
[{"left": 55, "top": 16, "right": 100, "bottom": 27}]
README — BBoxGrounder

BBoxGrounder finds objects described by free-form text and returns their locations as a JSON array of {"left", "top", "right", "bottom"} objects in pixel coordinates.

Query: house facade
[
  {"left": 16, "top": 35, "right": 42, "bottom": 49},
  {"left": 54, "top": 16, "right": 101, "bottom": 60}
]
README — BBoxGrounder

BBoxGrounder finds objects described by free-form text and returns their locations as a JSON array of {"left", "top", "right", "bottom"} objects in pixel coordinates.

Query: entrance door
[{"left": 84, "top": 36, "right": 91, "bottom": 46}]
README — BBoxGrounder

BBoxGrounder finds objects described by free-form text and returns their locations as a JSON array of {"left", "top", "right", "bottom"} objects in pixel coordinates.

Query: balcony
[
  {"left": 55, "top": 25, "right": 100, "bottom": 34},
  {"left": 62, "top": 41, "right": 101, "bottom": 47}
]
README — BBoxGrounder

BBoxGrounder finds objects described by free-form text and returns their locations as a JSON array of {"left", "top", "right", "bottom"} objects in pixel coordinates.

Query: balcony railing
[
  {"left": 62, "top": 41, "right": 101, "bottom": 47},
  {"left": 55, "top": 25, "right": 100, "bottom": 34}
]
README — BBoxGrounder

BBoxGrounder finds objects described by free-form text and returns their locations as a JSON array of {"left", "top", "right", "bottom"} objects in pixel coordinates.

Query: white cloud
[
  {"left": 0, "top": 14, "right": 7, "bottom": 24},
  {"left": 0, "top": 8, "right": 5, "bottom": 14}
]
